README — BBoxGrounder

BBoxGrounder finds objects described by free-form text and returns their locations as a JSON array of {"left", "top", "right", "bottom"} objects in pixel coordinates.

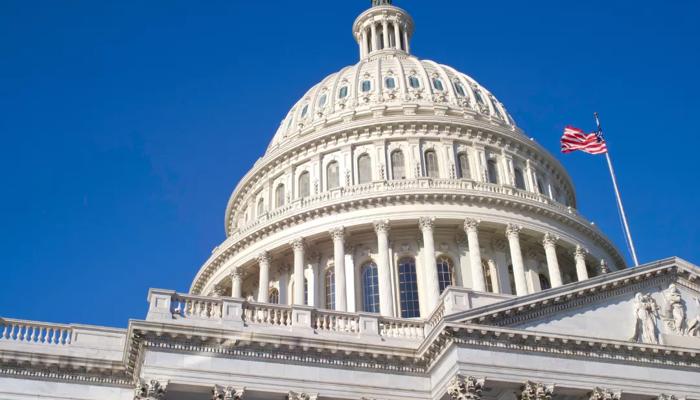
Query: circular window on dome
[
  {"left": 408, "top": 76, "right": 421, "bottom": 89},
  {"left": 432, "top": 78, "right": 444, "bottom": 91},
  {"left": 361, "top": 80, "right": 372, "bottom": 93},
  {"left": 318, "top": 94, "right": 327, "bottom": 107},
  {"left": 338, "top": 86, "right": 348, "bottom": 99},
  {"left": 384, "top": 77, "right": 396, "bottom": 89}
]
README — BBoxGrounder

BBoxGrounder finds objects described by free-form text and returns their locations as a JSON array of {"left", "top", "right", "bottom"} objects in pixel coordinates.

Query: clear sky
[{"left": 1, "top": 0, "right": 698, "bottom": 328}]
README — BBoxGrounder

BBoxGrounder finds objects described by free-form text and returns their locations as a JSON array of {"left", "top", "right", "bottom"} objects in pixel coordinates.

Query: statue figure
[
  {"left": 661, "top": 284, "right": 687, "bottom": 335},
  {"left": 630, "top": 293, "right": 659, "bottom": 344},
  {"left": 687, "top": 297, "right": 700, "bottom": 337}
]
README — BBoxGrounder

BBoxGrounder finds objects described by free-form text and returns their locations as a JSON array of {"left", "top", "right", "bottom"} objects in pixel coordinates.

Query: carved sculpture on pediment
[
  {"left": 447, "top": 374, "right": 485, "bottom": 400},
  {"left": 213, "top": 385, "right": 245, "bottom": 400},
  {"left": 134, "top": 379, "right": 166, "bottom": 400},
  {"left": 520, "top": 381, "right": 554, "bottom": 400},
  {"left": 630, "top": 292, "right": 660, "bottom": 344},
  {"left": 688, "top": 297, "right": 700, "bottom": 336},
  {"left": 661, "top": 284, "right": 687, "bottom": 335}
]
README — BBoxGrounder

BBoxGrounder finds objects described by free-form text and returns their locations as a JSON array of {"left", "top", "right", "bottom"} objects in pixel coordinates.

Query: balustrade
[
  {"left": 313, "top": 309, "right": 360, "bottom": 334},
  {"left": 0, "top": 319, "right": 72, "bottom": 345},
  {"left": 243, "top": 302, "right": 293, "bottom": 327},
  {"left": 171, "top": 294, "right": 222, "bottom": 320}
]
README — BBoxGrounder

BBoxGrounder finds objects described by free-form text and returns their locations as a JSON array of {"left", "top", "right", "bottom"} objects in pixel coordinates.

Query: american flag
[{"left": 560, "top": 125, "right": 608, "bottom": 155}]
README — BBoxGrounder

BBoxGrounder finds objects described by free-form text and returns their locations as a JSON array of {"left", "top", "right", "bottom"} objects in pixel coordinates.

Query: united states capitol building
[{"left": 2, "top": 1, "right": 699, "bottom": 399}]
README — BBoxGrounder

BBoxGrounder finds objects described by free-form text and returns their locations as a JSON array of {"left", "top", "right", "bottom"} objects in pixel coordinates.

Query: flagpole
[{"left": 594, "top": 112, "right": 640, "bottom": 267}]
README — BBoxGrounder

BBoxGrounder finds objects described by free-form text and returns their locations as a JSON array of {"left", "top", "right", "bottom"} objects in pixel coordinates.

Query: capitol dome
[{"left": 191, "top": 0, "right": 625, "bottom": 319}]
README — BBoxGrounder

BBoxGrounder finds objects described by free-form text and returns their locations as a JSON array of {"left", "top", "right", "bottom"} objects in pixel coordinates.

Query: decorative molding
[
  {"left": 542, "top": 233, "right": 559, "bottom": 248},
  {"left": 329, "top": 226, "right": 346, "bottom": 242},
  {"left": 287, "top": 391, "right": 318, "bottom": 400},
  {"left": 373, "top": 219, "right": 391, "bottom": 235},
  {"left": 419, "top": 216, "right": 436, "bottom": 231},
  {"left": 135, "top": 379, "right": 167, "bottom": 400},
  {"left": 290, "top": 238, "right": 306, "bottom": 252},
  {"left": 257, "top": 251, "right": 271, "bottom": 265},
  {"left": 589, "top": 387, "right": 621, "bottom": 400},
  {"left": 213, "top": 385, "right": 245, "bottom": 400},
  {"left": 464, "top": 218, "right": 480, "bottom": 233},
  {"left": 447, "top": 374, "right": 485, "bottom": 400},
  {"left": 520, "top": 381, "right": 554, "bottom": 400}
]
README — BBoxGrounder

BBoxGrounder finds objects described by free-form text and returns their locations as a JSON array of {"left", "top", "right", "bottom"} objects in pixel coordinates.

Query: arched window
[
  {"left": 507, "top": 265, "right": 516, "bottom": 295},
  {"left": 325, "top": 269, "right": 335, "bottom": 310},
  {"left": 361, "top": 80, "right": 372, "bottom": 92},
  {"left": 409, "top": 76, "right": 421, "bottom": 89},
  {"left": 432, "top": 78, "right": 444, "bottom": 91},
  {"left": 390, "top": 150, "right": 406, "bottom": 180},
  {"left": 514, "top": 167, "right": 526, "bottom": 190},
  {"left": 275, "top": 184, "right": 285, "bottom": 208},
  {"left": 425, "top": 150, "right": 439, "bottom": 178},
  {"left": 486, "top": 159, "right": 499, "bottom": 184},
  {"left": 456, "top": 152, "right": 470, "bottom": 179},
  {"left": 398, "top": 258, "right": 420, "bottom": 318},
  {"left": 535, "top": 173, "right": 546, "bottom": 194},
  {"left": 300, "top": 104, "right": 309, "bottom": 118},
  {"left": 385, "top": 77, "right": 396, "bottom": 89},
  {"left": 436, "top": 256, "right": 454, "bottom": 293},
  {"left": 338, "top": 86, "right": 348, "bottom": 99},
  {"left": 473, "top": 88, "right": 485, "bottom": 105},
  {"left": 361, "top": 262, "right": 380, "bottom": 313},
  {"left": 539, "top": 273, "right": 551, "bottom": 290},
  {"left": 454, "top": 82, "right": 466, "bottom": 97},
  {"left": 318, "top": 94, "right": 327, "bottom": 107},
  {"left": 357, "top": 154, "right": 372, "bottom": 184},
  {"left": 269, "top": 288, "right": 279, "bottom": 304},
  {"left": 298, "top": 171, "right": 310, "bottom": 198},
  {"left": 490, "top": 97, "right": 504, "bottom": 119},
  {"left": 257, "top": 198, "right": 265, "bottom": 216},
  {"left": 482, "top": 260, "right": 494, "bottom": 293},
  {"left": 326, "top": 161, "right": 340, "bottom": 190}
]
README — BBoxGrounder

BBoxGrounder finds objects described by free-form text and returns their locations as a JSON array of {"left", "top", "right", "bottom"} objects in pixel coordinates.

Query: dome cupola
[{"left": 353, "top": 0, "right": 415, "bottom": 59}]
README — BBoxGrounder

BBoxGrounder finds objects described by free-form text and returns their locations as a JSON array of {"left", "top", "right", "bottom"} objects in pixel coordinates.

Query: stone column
[
  {"left": 330, "top": 227, "right": 347, "bottom": 311},
  {"left": 505, "top": 224, "right": 528, "bottom": 296},
  {"left": 278, "top": 264, "right": 290, "bottom": 305},
  {"left": 381, "top": 20, "right": 389, "bottom": 50},
  {"left": 542, "top": 233, "right": 563, "bottom": 287},
  {"left": 486, "top": 259, "right": 500, "bottom": 293},
  {"left": 370, "top": 23, "right": 378, "bottom": 53},
  {"left": 230, "top": 269, "right": 243, "bottom": 298},
  {"left": 419, "top": 217, "right": 440, "bottom": 311},
  {"left": 464, "top": 218, "right": 486, "bottom": 292},
  {"left": 374, "top": 220, "right": 395, "bottom": 317},
  {"left": 393, "top": 21, "right": 401, "bottom": 50},
  {"left": 574, "top": 245, "right": 589, "bottom": 281},
  {"left": 403, "top": 27, "right": 410, "bottom": 53},
  {"left": 291, "top": 238, "right": 306, "bottom": 305},
  {"left": 360, "top": 28, "right": 368, "bottom": 58},
  {"left": 257, "top": 251, "right": 271, "bottom": 303},
  {"left": 447, "top": 375, "right": 485, "bottom": 400}
]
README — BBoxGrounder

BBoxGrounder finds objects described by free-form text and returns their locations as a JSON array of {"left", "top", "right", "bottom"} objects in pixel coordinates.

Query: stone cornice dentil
[
  {"left": 226, "top": 116, "right": 577, "bottom": 236},
  {"left": 193, "top": 179, "right": 624, "bottom": 295}
]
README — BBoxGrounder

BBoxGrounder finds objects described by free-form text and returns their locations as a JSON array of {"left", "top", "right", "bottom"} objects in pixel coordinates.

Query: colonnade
[
  {"left": 227, "top": 218, "right": 599, "bottom": 318},
  {"left": 358, "top": 17, "right": 410, "bottom": 59}
]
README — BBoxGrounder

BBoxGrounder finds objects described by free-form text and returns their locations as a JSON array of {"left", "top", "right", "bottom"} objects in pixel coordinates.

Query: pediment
[{"left": 447, "top": 257, "right": 700, "bottom": 348}]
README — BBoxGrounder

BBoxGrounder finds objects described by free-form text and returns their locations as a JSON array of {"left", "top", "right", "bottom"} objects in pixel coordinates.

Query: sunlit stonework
[{"left": 1, "top": 1, "right": 699, "bottom": 399}]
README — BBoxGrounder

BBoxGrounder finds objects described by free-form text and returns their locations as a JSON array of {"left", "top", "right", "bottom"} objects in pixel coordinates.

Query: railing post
[
  {"left": 358, "top": 313, "right": 380, "bottom": 338},
  {"left": 291, "top": 305, "right": 314, "bottom": 334},
  {"left": 146, "top": 289, "right": 176, "bottom": 321},
  {"left": 221, "top": 298, "right": 245, "bottom": 329}
]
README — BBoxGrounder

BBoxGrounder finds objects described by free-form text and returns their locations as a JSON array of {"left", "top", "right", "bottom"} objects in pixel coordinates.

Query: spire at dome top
[{"left": 353, "top": 0, "right": 414, "bottom": 60}]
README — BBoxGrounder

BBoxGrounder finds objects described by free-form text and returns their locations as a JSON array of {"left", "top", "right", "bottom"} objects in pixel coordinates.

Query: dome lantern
[{"left": 353, "top": 0, "right": 414, "bottom": 60}]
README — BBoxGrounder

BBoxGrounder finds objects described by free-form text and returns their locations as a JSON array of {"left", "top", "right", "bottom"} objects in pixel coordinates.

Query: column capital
[
  {"left": 329, "top": 226, "right": 345, "bottom": 242},
  {"left": 520, "top": 381, "right": 554, "bottom": 400},
  {"left": 230, "top": 268, "right": 243, "bottom": 280},
  {"left": 373, "top": 219, "right": 391, "bottom": 235},
  {"left": 589, "top": 387, "right": 621, "bottom": 400},
  {"left": 213, "top": 385, "right": 245, "bottom": 400},
  {"left": 505, "top": 223, "right": 522, "bottom": 239},
  {"left": 464, "top": 218, "right": 480, "bottom": 233},
  {"left": 542, "top": 233, "right": 559, "bottom": 247},
  {"left": 290, "top": 238, "right": 305, "bottom": 252},
  {"left": 574, "top": 245, "right": 588, "bottom": 259},
  {"left": 256, "top": 251, "right": 271, "bottom": 264},
  {"left": 287, "top": 391, "right": 318, "bottom": 400},
  {"left": 447, "top": 375, "right": 486, "bottom": 400},
  {"left": 419, "top": 216, "right": 436, "bottom": 231},
  {"left": 599, "top": 259, "right": 610, "bottom": 274},
  {"left": 134, "top": 379, "right": 167, "bottom": 400}
]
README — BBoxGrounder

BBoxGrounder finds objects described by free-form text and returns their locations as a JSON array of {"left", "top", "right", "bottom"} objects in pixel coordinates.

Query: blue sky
[{"left": 1, "top": 0, "right": 698, "bottom": 328}]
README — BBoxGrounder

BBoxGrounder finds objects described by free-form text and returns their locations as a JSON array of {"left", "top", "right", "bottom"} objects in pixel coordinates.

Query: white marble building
[{"left": 1, "top": 1, "right": 699, "bottom": 399}]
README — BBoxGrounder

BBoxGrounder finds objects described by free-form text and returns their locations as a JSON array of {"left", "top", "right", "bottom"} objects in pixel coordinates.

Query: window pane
[
  {"left": 457, "top": 153, "right": 470, "bottom": 179},
  {"left": 327, "top": 161, "right": 339, "bottom": 190},
  {"left": 398, "top": 258, "right": 420, "bottom": 318},
  {"left": 257, "top": 198, "right": 265, "bottom": 216},
  {"left": 325, "top": 270, "right": 335, "bottom": 309},
  {"left": 361, "top": 80, "right": 371, "bottom": 92},
  {"left": 454, "top": 82, "right": 466, "bottom": 97},
  {"left": 362, "top": 263, "right": 380, "bottom": 313},
  {"left": 339, "top": 86, "right": 348, "bottom": 99},
  {"left": 300, "top": 104, "right": 308, "bottom": 118},
  {"left": 487, "top": 159, "right": 499, "bottom": 184},
  {"left": 358, "top": 154, "right": 372, "bottom": 184},
  {"left": 539, "top": 274, "right": 551, "bottom": 290},
  {"left": 436, "top": 257, "right": 454, "bottom": 293},
  {"left": 390, "top": 150, "right": 405, "bottom": 180},
  {"left": 318, "top": 94, "right": 327, "bottom": 107},
  {"left": 269, "top": 288, "right": 279, "bottom": 304},
  {"left": 482, "top": 260, "right": 494, "bottom": 293},
  {"left": 514, "top": 168, "right": 526, "bottom": 190},
  {"left": 385, "top": 77, "right": 396, "bottom": 89},
  {"left": 536, "top": 173, "right": 546, "bottom": 194},
  {"left": 275, "top": 184, "right": 285, "bottom": 208},
  {"left": 409, "top": 76, "right": 420, "bottom": 89},
  {"left": 433, "top": 78, "right": 444, "bottom": 91},
  {"left": 425, "top": 150, "right": 439, "bottom": 178},
  {"left": 298, "top": 172, "right": 310, "bottom": 198}
]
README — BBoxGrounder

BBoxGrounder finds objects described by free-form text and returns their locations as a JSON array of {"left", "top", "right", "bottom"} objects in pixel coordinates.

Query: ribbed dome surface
[{"left": 267, "top": 54, "right": 515, "bottom": 153}]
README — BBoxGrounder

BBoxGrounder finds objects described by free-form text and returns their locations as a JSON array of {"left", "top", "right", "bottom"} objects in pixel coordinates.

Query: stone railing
[
  {"left": 147, "top": 289, "right": 426, "bottom": 342},
  {"left": 231, "top": 178, "right": 577, "bottom": 238},
  {"left": 0, "top": 318, "right": 73, "bottom": 346}
]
